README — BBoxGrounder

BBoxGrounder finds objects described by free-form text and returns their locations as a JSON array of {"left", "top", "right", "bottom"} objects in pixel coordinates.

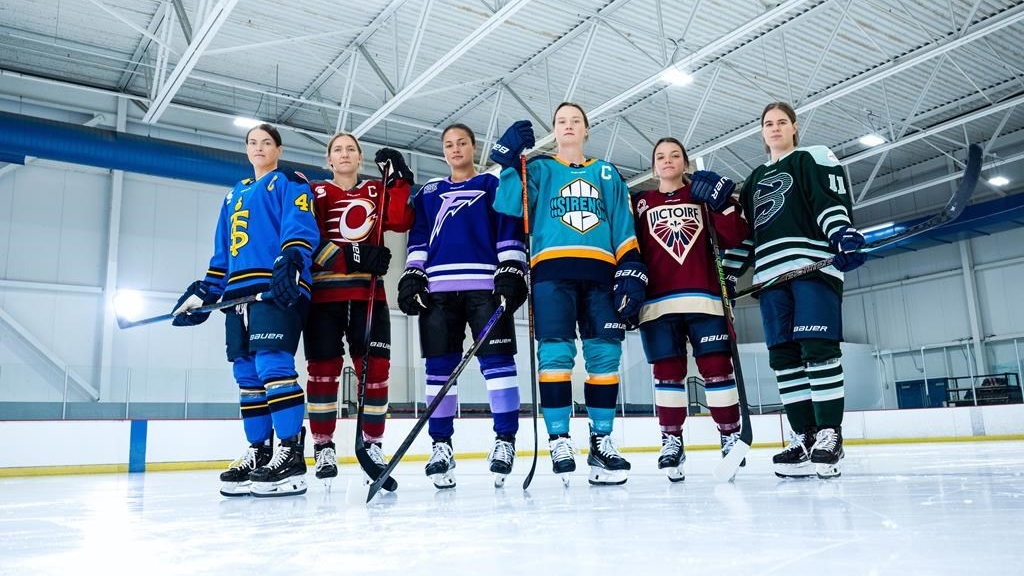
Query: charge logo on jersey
[
  {"left": 431, "top": 190, "right": 485, "bottom": 244},
  {"left": 550, "top": 178, "right": 606, "bottom": 233},
  {"left": 230, "top": 197, "right": 250, "bottom": 257},
  {"left": 646, "top": 203, "right": 702, "bottom": 264},
  {"left": 328, "top": 198, "right": 377, "bottom": 242},
  {"left": 752, "top": 172, "right": 793, "bottom": 230}
]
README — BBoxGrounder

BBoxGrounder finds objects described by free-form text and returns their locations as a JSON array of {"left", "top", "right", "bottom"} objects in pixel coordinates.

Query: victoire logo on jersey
[
  {"left": 752, "top": 172, "right": 794, "bottom": 229},
  {"left": 646, "top": 203, "right": 702, "bottom": 264},
  {"left": 550, "top": 178, "right": 607, "bottom": 233}
]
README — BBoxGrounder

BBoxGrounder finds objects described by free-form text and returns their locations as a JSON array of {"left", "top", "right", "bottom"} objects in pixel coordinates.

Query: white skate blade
[
  {"left": 664, "top": 465, "right": 685, "bottom": 483},
  {"left": 250, "top": 475, "right": 308, "bottom": 497},
  {"left": 816, "top": 462, "right": 842, "bottom": 479},
  {"left": 430, "top": 471, "right": 456, "bottom": 490},
  {"left": 774, "top": 461, "right": 816, "bottom": 479},
  {"left": 557, "top": 472, "right": 572, "bottom": 487},
  {"left": 493, "top": 473, "right": 508, "bottom": 488},
  {"left": 219, "top": 481, "right": 251, "bottom": 497},
  {"left": 588, "top": 466, "right": 627, "bottom": 486},
  {"left": 346, "top": 478, "right": 372, "bottom": 505},
  {"left": 713, "top": 440, "right": 751, "bottom": 482}
]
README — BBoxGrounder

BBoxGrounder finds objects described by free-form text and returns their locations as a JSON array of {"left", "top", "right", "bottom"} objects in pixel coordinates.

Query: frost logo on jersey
[
  {"left": 328, "top": 198, "right": 377, "bottom": 242},
  {"left": 230, "top": 196, "right": 250, "bottom": 257},
  {"left": 646, "top": 203, "right": 702, "bottom": 264},
  {"left": 752, "top": 172, "right": 794, "bottom": 229},
  {"left": 431, "top": 190, "right": 486, "bottom": 244},
  {"left": 550, "top": 178, "right": 606, "bottom": 233}
]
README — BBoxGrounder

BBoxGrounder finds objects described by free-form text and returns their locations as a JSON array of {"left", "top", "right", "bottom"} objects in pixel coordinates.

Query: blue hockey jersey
[
  {"left": 202, "top": 169, "right": 319, "bottom": 300},
  {"left": 407, "top": 173, "right": 526, "bottom": 292},
  {"left": 493, "top": 155, "right": 639, "bottom": 282}
]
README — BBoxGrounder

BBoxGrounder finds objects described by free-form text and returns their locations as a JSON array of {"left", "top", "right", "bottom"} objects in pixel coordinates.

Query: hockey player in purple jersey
[
  {"left": 727, "top": 102, "right": 867, "bottom": 479},
  {"left": 398, "top": 124, "right": 528, "bottom": 489},
  {"left": 171, "top": 124, "right": 318, "bottom": 497}
]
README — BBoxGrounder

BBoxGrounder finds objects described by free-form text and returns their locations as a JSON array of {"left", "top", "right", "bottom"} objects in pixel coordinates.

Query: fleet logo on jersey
[
  {"left": 752, "top": 172, "right": 794, "bottom": 229},
  {"left": 329, "top": 198, "right": 377, "bottom": 242},
  {"left": 431, "top": 190, "right": 486, "bottom": 244},
  {"left": 550, "top": 178, "right": 607, "bottom": 233},
  {"left": 646, "top": 203, "right": 702, "bottom": 264}
]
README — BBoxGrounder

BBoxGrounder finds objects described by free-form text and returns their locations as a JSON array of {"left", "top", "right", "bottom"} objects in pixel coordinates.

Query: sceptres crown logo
[
  {"left": 550, "top": 178, "right": 606, "bottom": 233},
  {"left": 647, "top": 203, "right": 703, "bottom": 264}
]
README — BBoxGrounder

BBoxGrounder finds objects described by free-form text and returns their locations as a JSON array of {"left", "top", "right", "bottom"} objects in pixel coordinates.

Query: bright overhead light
[
  {"left": 113, "top": 290, "right": 145, "bottom": 322},
  {"left": 233, "top": 117, "right": 262, "bottom": 129},
  {"left": 858, "top": 133, "right": 886, "bottom": 147},
  {"left": 988, "top": 176, "right": 1010, "bottom": 187},
  {"left": 660, "top": 68, "right": 693, "bottom": 86}
]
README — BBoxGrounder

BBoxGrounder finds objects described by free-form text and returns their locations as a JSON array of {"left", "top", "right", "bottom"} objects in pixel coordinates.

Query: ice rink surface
[{"left": 2, "top": 441, "right": 1023, "bottom": 575}]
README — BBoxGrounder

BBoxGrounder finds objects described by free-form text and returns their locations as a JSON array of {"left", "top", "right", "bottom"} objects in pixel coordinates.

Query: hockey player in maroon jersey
[
  {"left": 302, "top": 133, "right": 414, "bottom": 486},
  {"left": 630, "top": 137, "right": 749, "bottom": 482}
]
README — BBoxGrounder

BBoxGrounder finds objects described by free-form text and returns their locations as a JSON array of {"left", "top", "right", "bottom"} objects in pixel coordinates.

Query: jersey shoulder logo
[
  {"left": 752, "top": 172, "right": 794, "bottom": 229},
  {"left": 550, "top": 178, "right": 607, "bottom": 234},
  {"left": 646, "top": 202, "right": 702, "bottom": 264}
]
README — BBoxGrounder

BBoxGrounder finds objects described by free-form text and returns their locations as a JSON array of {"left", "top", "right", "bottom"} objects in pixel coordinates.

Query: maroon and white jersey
[
  {"left": 309, "top": 178, "right": 413, "bottom": 303},
  {"left": 631, "top": 182, "right": 749, "bottom": 323}
]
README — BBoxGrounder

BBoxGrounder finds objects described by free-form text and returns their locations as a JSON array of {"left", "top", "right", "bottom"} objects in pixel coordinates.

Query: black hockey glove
[
  {"left": 397, "top": 267, "right": 430, "bottom": 316},
  {"left": 171, "top": 280, "right": 219, "bottom": 326},
  {"left": 489, "top": 120, "right": 535, "bottom": 171},
  {"left": 613, "top": 261, "right": 648, "bottom": 321},
  {"left": 493, "top": 261, "right": 528, "bottom": 313},
  {"left": 690, "top": 170, "right": 735, "bottom": 213},
  {"left": 375, "top": 148, "right": 415, "bottom": 188},
  {"left": 343, "top": 242, "right": 392, "bottom": 276},
  {"left": 270, "top": 247, "right": 306, "bottom": 309},
  {"left": 829, "top": 226, "right": 867, "bottom": 272}
]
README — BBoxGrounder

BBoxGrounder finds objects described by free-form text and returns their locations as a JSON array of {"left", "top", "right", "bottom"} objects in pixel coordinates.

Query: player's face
[
  {"left": 442, "top": 129, "right": 475, "bottom": 171},
  {"left": 328, "top": 135, "right": 363, "bottom": 176},
  {"left": 246, "top": 129, "right": 282, "bottom": 173},
  {"left": 762, "top": 108, "right": 797, "bottom": 155},
  {"left": 653, "top": 142, "right": 687, "bottom": 183},
  {"left": 553, "top": 107, "right": 587, "bottom": 147}
]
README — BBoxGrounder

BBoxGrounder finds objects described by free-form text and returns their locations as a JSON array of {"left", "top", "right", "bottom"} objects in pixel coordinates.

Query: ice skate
[
  {"left": 313, "top": 441, "right": 338, "bottom": 487},
  {"left": 219, "top": 441, "right": 272, "bottom": 497},
  {"left": 721, "top": 431, "right": 746, "bottom": 467},
  {"left": 811, "top": 427, "right": 845, "bottom": 479},
  {"left": 548, "top": 436, "right": 576, "bottom": 487},
  {"left": 250, "top": 428, "right": 308, "bottom": 497},
  {"left": 587, "top": 431, "right": 631, "bottom": 486},
  {"left": 657, "top": 433, "right": 685, "bottom": 483},
  {"left": 773, "top": 427, "right": 817, "bottom": 478},
  {"left": 487, "top": 435, "right": 516, "bottom": 488},
  {"left": 425, "top": 439, "right": 456, "bottom": 489},
  {"left": 362, "top": 442, "right": 397, "bottom": 492}
]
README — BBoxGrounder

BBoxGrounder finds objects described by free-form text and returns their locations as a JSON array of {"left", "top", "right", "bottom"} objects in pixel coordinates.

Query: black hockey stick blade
[
  {"left": 735, "top": 143, "right": 982, "bottom": 299},
  {"left": 115, "top": 292, "right": 266, "bottom": 329},
  {"left": 367, "top": 303, "right": 507, "bottom": 503}
]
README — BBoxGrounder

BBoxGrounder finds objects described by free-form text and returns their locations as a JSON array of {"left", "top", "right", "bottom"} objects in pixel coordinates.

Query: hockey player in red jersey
[
  {"left": 303, "top": 133, "right": 414, "bottom": 486},
  {"left": 630, "top": 137, "right": 750, "bottom": 482}
]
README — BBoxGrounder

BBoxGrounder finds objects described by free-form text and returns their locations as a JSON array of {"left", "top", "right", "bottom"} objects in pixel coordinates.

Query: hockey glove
[
  {"left": 343, "top": 242, "right": 392, "bottom": 276},
  {"left": 829, "top": 226, "right": 867, "bottom": 272},
  {"left": 493, "top": 261, "right": 528, "bottom": 314},
  {"left": 397, "top": 267, "right": 430, "bottom": 316},
  {"left": 690, "top": 170, "right": 735, "bottom": 213},
  {"left": 613, "top": 261, "right": 648, "bottom": 321},
  {"left": 171, "top": 280, "right": 219, "bottom": 326},
  {"left": 489, "top": 120, "right": 535, "bottom": 171},
  {"left": 270, "top": 247, "right": 306, "bottom": 309},
  {"left": 375, "top": 148, "right": 415, "bottom": 188}
]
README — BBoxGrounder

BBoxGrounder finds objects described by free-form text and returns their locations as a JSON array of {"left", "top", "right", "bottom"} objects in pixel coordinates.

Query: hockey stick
[
  {"left": 734, "top": 143, "right": 982, "bottom": 299},
  {"left": 702, "top": 207, "right": 753, "bottom": 482},
  {"left": 115, "top": 292, "right": 266, "bottom": 329},
  {"left": 520, "top": 152, "right": 544, "bottom": 487},
  {"left": 353, "top": 163, "right": 398, "bottom": 493},
  {"left": 366, "top": 302, "right": 507, "bottom": 502}
]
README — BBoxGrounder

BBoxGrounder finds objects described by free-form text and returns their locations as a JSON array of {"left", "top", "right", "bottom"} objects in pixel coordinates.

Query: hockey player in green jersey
[
  {"left": 491, "top": 102, "right": 645, "bottom": 486},
  {"left": 726, "top": 102, "right": 866, "bottom": 479}
]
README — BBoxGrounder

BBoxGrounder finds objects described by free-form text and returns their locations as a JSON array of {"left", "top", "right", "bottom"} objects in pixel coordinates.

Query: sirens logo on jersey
[
  {"left": 752, "top": 172, "right": 794, "bottom": 229},
  {"left": 550, "top": 178, "right": 607, "bottom": 233},
  {"left": 431, "top": 190, "right": 485, "bottom": 244},
  {"left": 328, "top": 198, "right": 377, "bottom": 242},
  {"left": 646, "top": 203, "right": 702, "bottom": 264}
]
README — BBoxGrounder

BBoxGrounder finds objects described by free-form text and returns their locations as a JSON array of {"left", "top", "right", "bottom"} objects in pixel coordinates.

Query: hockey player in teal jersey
[
  {"left": 725, "top": 102, "right": 867, "bottom": 479},
  {"left": 171, "top": 124, "right": 318, "bottom": 497},
  {"left": 491, "top": 102, "right": 645, "bottom": 486}
]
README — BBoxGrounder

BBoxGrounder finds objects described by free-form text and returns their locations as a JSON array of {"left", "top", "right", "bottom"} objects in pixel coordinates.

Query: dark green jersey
[{"left": 725, "top": 146, "right": 853, "bottom": 292}]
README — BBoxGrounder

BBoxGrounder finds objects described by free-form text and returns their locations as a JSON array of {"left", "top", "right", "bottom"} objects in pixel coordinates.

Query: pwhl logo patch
[
  {"left": 646, "top": 203, "right": 702, "bottom": 264},
  {"left": 551, "top": 178, "right": 606, "bottom": 233}
]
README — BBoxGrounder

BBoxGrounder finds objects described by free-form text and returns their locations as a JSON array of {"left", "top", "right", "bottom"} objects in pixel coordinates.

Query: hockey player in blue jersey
[
  {"left": 398, "top": 123, "right": 528, "bottom": 489},
  {"left": 491, "top": 103, "right": 646, "bottom": 486},
  {"left": 171, "top": 124, "right": 318, "bottom": 497}
]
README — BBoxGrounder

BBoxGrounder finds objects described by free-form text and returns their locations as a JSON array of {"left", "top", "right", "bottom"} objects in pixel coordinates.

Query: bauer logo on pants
[
  {"left": 550, "top": 178, "right": 607, "bottom": 233},
  {"left": 646, "top": 203, "right": 702, "bottom": 265}
]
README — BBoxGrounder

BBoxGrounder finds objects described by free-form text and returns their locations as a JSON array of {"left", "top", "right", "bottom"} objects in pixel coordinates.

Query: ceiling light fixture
[
  {"left": 988, "top": 176, "right": 1009, "bottom": 186},
  {"left": 858, "top": 133, "right": 886, "bottom": 147},
  {"left": 233, "top": 117, "right": 262, "bottom": 129},
  {"left": 660, "top": 68, "right": 693, "bottom": 86}
]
